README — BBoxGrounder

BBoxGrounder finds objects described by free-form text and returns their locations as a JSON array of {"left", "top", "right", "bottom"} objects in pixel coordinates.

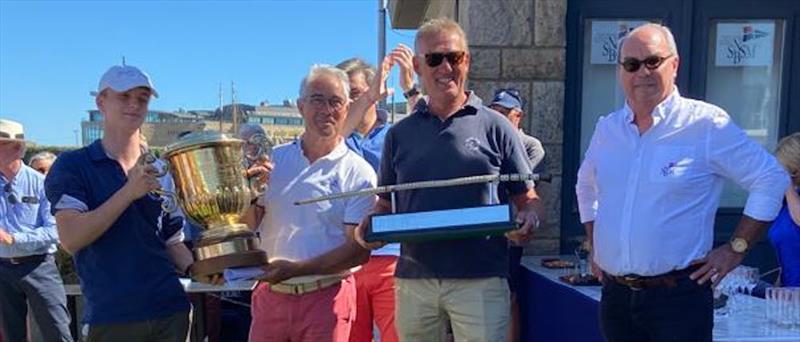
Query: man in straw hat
[{"left": 0, "top": 119, "right": 73, "bottom": 341}]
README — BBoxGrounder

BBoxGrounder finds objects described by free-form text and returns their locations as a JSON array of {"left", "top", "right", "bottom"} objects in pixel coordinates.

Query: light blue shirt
[{"left": 0, "top": 164, "right": 59, "bottom": 258}]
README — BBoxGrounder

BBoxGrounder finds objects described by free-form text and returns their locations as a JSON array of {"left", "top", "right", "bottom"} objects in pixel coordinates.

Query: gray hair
[
  {"left": 298, "top": 64, "right": 350, "bottom": 100},
  {"left": 776, "top": 132, "right": 800, "bottom": 175},
  {"left": 237, "top": 123, "right": 266, "bottom": 140},
  {"left": 336, "top": 58, "right": 376, "bottom": 84},
  {"left": 28, "top": 151, "right": 57, "bottom": 166},
  {"left": 415, "top": 17, "right": 469, "bottom": 53},
  {"left": 619, "top": 23, "right": 678, "bottom": 57}
]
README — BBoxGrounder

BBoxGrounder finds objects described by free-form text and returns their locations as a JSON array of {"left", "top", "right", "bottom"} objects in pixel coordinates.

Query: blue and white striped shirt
[{"left": 0, "top": 164, "right": 58, "bottom": 258}]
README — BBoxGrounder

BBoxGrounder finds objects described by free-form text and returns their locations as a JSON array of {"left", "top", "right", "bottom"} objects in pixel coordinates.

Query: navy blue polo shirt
[
  {"left": 44, "top": 140, "right": 189, "bottom": 324},
  {"left": 379, "top": 92, "right": 532, "bottom": 279}
]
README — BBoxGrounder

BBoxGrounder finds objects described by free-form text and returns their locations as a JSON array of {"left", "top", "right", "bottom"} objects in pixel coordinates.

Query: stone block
[
  {"left": 502, "top": 48, "right": 565, "bottom": 79},
  {"left": 534, "top": 0, "right": 566, "bottom": 47},
  {"left": 467, "top": 0, "right": 532, "bottom": 46},
  {"left": 469, "top": 48, "right": 501, "bottom": 79},
  {"left": 529, "top": 81, "right": 564, "bottom": 144}
]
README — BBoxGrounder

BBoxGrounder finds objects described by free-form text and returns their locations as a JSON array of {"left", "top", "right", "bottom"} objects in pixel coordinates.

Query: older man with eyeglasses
[
  {"left": 244, "top": 64, "right": 377, "bottom": 342},
  {"left": 576, "top": 23, "right": 789, "bottom": 341},
  {"left": 0, "top": 119, "right": 72, "bottom": 342},
  {"left": 354, "top": 18, "right": 543, "bottom": 342}
]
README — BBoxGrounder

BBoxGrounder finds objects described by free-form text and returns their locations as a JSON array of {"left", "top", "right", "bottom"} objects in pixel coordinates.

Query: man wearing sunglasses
[
  {"left": 0, "top": 119, "right": 72, "bottom": 342},
  {"left": 355, "top": 18, "right": 543, "bottom": 342},
  {"left": 576, "top": 24, "right": 789, "bottom": 341}
]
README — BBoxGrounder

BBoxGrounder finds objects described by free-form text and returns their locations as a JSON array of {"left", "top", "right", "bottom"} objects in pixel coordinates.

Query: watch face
[{"left": 731, "top": 238, "right": 747, "bottom": 253}]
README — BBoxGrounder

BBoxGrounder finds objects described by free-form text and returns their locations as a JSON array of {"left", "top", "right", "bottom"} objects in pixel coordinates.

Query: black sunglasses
[
  {"left": 424, "top": 51, "right": 466, "bottom": 68},
  {"left": 4, "top": 183, "right": 17, "bottom": 205},
  {"left": 619, "top": 54, "right": 673, "bottom": 73}
]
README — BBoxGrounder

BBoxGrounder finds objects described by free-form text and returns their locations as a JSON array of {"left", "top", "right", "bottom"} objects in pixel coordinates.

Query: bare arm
[
  {"left": 354, "top": 198, "right": 393, "bottom": 250},
  {"left": 54, "top": 163, "right": 160, "bottom": 254},
  {"left": 167, "top": 242, "right": 194, "bottom": 275},
  {"left": 260, "top": 224, "right": 370, "bottom": 283},
  {"left": 691, "top": 215, "right": 772, "bottom": 286},
  {"left": 241, "top": 203, "right": 265, "bottom": 230},
  {"left": 342, "top": 57, "right": 394, "bottom": 138},
  {"left": 507, "top": 188, "right": 544, "bottom": 245}
]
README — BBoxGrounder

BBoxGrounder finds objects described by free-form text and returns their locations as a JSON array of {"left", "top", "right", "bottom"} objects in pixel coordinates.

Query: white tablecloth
[{"left": 521, "top": 256, "right": 800, "bottom": 342}]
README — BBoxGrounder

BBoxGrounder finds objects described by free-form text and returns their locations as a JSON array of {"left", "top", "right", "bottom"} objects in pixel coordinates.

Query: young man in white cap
[
  {"left": 45, "top": 65, "right": 193, "bottom": 341},
  {"left": 0, "top": 119, "right": 73, "bottom": 341}
]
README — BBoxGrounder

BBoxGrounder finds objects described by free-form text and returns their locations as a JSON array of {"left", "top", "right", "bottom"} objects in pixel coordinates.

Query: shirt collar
[
  {"left": 623, "top": 87, "right": 681, "bottom": 123},
  {"left": 88, "top": 139, "right": 111, "bottom": 162},
  {"left": 88, "top": 139, "right": 150, "bottom": 162},
  {"left": 295, "top": 137, "right": 349, "bottom": 163},
  {"left": 414, "top": 91, "right": 482, "bottom": 119}
]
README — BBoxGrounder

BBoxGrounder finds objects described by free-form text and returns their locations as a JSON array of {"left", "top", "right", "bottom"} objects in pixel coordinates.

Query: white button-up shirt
[
  {"left": 257, "top": 139, "right": 377, "bottom": 284},
  {"left": 576, "top": 88, "right": 789, "bottom": 276}
]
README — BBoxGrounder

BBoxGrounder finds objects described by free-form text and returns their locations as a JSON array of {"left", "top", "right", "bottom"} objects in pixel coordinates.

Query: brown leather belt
[
  {"left": 0, "top": 253, "right": 47, "bottom": 265},
  {"left": 608, "top": 264, "right": 701, "bottom": 290}
]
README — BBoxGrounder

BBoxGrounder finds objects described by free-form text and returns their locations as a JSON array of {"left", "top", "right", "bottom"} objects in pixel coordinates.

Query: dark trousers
[
  {"left": 600, "top": 273, "right": 713, "bottom": 342},
  {"left": 87, "top": 311, "right": 190, "bottom": 342},
  {"left": 0, "top": 254, "right": 73, "bottom": 342}
]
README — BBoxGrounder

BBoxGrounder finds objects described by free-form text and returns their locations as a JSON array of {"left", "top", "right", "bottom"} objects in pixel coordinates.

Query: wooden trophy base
[
  {"left": 191, "top": 231, "right": 267, "bottom": 278},
  {"left": 191, "top": 249, "right": 267, "bottom": 278}
]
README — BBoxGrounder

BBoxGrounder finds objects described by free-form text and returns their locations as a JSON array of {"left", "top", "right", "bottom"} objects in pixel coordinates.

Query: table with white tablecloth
[{"left": 519, "top": 255, "right": 800, "bottom": 342}]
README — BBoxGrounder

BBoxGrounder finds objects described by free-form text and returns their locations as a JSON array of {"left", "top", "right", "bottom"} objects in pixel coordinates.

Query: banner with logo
[
  {"left": 715, "top": 23, "right": 775, "bottom": 67},
  {"left": 590, "top": 20, "right": 649, "bottom": 64}
]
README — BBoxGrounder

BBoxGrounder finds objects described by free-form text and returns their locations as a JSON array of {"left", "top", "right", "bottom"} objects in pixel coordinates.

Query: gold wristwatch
[{"left": 729, "top": 237, "right": 749, "bottom": 254}]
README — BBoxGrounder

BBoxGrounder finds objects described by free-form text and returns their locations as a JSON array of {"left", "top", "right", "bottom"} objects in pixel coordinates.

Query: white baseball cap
[{"left": 90, "top": 65, "right": 159, "bottom": 98}]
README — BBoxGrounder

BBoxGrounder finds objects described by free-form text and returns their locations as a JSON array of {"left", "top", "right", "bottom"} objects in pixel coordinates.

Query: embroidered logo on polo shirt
[{"left": 464, "top": 137, "right": 481, "bottom": 152}]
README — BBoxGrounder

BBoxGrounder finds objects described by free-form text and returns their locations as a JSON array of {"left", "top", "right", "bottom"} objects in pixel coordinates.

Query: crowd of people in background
[{"left": 0, "top": 17, "right": 796, "bottom": 342}]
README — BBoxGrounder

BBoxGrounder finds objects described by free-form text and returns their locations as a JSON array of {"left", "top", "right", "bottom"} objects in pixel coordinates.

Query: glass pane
[
  {"left": 706, "top": 20, "right": 785, "bottom": 207},
  {"left": 580, "top": 19, "right": 657, "bottom": 156}
]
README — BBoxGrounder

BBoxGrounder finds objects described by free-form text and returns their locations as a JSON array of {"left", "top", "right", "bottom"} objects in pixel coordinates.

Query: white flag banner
[
  {"left": 590, "top": 21, "right": 649, "bottom": 65},
  {"left": 715, "top": 23, "right": 775, "bottom": 67}
]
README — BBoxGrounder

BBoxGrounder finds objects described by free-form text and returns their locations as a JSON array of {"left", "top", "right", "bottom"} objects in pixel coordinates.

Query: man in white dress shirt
[{"left": 576, "top": 23, "right": 789, "bottom": 341}]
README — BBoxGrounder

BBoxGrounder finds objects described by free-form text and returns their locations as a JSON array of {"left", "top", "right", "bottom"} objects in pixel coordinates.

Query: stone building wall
[{"left": 462, "top": 0, "right": 567, "bottom": 255}]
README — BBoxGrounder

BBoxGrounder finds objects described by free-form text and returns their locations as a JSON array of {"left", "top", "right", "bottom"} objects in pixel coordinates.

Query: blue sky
[{"left": 0, "top": 0, "right": 416, "bottom": 146}]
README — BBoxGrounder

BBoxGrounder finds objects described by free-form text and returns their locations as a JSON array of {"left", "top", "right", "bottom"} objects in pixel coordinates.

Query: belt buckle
[{"left": 623, "top": 275, "right": 643, "bottom": 290}]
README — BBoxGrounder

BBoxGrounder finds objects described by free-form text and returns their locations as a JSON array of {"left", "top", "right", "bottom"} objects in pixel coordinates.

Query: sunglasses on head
[
  {"left": 619, "top": 54, "right": 673, "bottom": 73},
  {"left": 424, "top": 51, "right": 466, "bottom": 68},
  {"left": 3, "top": 183, "right": 17, "bottom": 205}
]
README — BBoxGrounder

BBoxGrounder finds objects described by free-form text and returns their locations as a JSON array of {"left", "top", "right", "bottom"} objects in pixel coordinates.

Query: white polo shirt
[{"left": 257, "top": 139, "right": 377, "bottom": 283}]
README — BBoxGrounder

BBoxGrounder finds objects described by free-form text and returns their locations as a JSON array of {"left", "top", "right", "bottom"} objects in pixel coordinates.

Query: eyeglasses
[
  {"left": 619, "top": 54, "right": 674, "bottom": 73},
  {"left": 306, "top": 95, "right": 347, "bottom": 111},
  {"left": 3, "top": 183, "right": 17, "bottom": 205},
  {"left": 424, "top": 51, "right": 466, "bottom": 68}
]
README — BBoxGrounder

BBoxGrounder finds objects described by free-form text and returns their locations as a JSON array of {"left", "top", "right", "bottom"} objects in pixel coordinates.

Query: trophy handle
[
  {"left": 243, "top": 133, "right": 273, "bottom": 198},
  {"left": 244, "top": 133, "right": 273, "bottom": 163},
  {"left": 138, "top": 150, "right": 175, "bottom": 212},
  {"left": 151, "top": 188, "right": 179, "bottom": 213}
]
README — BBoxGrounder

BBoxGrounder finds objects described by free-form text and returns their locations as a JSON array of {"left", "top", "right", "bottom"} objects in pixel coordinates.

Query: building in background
[{"left": 80, "top": 99, "right": 409, "bottom": 148}]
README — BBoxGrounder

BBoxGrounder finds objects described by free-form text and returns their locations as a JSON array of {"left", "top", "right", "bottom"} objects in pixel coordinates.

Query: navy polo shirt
[
  {"left": 44, "top": 140, "right": 189, "bottom": 324},
  {"left": 379, "top": 92, "right": 532, "bottom": 279}
]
